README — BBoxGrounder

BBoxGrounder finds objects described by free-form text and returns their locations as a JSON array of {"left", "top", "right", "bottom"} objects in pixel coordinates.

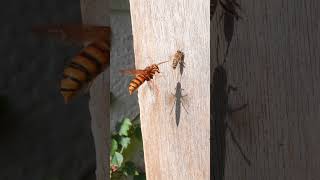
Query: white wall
[{"left": 110, "top": 0, "right": 139, "bottom": 130}]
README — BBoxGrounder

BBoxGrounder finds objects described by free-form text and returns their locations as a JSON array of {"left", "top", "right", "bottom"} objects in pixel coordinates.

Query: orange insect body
[
  {"left": 128, "top": 64, "right": 160, "bottom": 95},
  {"left": 121, "top": 60, "right": 168, "bottom": 95},
  {"left": 61, "top": 40, "right": 110, "bottom": 103},
  {"left": 32, "top": 24, "right": 111, "bottom": 104}
]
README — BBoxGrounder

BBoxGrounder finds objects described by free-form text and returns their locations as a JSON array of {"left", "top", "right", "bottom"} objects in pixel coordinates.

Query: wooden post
[
  {"left": 129, "top": 0, "right": 210, "bottom": 179},
  {"left": 211, "top": 0, "right": 320, "bottom": 179},
  {"left": 80, "top": 0, "right": 110, "bottom": 180}
]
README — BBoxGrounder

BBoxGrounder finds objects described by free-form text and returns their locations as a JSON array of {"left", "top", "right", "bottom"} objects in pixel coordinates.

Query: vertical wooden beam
[
  {"left": 129, "top": 0, "right": 210, "bottom": 179},
  {"left": 80, "top": 0, "right": 110, "bottom": 180},
  {"left": 211, "top": 0, "right": 320, "bottom": 179}
]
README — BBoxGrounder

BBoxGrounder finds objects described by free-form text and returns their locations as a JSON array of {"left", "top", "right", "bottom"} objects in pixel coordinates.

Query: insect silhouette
[
  {"left": 210, "top": 0, "right": 218, "bottom": 20},
  {"left": 219, "top": 0, "right": 242, "bottom": 57},
  {"left": 120, "top": 60, "right": 169, "bottom": 95},
  {"left": 211, "top": 35, "right": 250, "bottom": 180},
  {"left": 169, "top": 82, "right": 188, "bottom": 126},
  {"left": 219, "top": 0, "right": 241, "bottom": 21},
  {"left": 32, "top": 24, "right": 111, "bottom": 104},
  {"left": 211, "top": 0, "right": 241, "bottom": 21}
]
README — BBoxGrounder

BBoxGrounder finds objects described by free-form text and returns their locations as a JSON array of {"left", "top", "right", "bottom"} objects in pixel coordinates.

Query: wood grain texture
[
  {"left": 211, "top": 0, "right": 320, "bottom": 179},
  {"left": 129, "top": 0, "right": 210, "bottom": 179},
  {"left": 80, "top": 0, "right": 110, "bottom": 180}
]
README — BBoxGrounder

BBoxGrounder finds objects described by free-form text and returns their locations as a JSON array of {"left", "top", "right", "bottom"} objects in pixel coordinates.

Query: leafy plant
[{"left": 110, "top": 115, "right": 146, "bottom": 180}]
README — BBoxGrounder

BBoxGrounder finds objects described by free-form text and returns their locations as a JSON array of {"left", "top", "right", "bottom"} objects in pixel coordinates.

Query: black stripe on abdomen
[
  {"left": 130, "top": 80, "right": 140, "bottom": 88},
  {"left": 80, "top": 51, "right": 102, "bottom": 73},
  {"left": 91, "top": 42, "right": 108, "bottom": 54},
  {"left": 69, "top": 62, "right": 93, "bottom": 81},
  {"left": 62, "top": 74, "right": 83, "bottom": 87}
]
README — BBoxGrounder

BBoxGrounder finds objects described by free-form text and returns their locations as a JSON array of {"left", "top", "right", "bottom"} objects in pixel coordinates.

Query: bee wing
[
  {"left": 32, "top": 24, "right": 111, "bottom": 45},
  {"left": 168, "top": 93, "right": 176, "bottom": 114},
  {"left": 119, "top": 69, "right": 146, "bottom": 76},
  {"left": 181, "top": 94, "right": 190, "bottom": 113}
]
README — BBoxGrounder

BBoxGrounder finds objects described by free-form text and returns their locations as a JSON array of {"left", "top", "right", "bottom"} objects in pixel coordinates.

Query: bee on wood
[
  {"left": 32, "top": 24, "right": 111, "bottom": 104},
  {"left": 172, "top": 50, "right": 185, "bottom": 70},
  {"left": 120, "top": 61, "right": 168, "bottom": 95}
]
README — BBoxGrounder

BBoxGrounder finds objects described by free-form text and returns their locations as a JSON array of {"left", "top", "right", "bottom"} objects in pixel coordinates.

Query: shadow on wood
[
  {"left": 170, "top": 82, "right": 188, "bottom": 127},
  {"left": 219, "top": 0, "right": 242, "bottom": 58},
  {"left": 210, "top": 35, "right": 250, "bottom": 180}
]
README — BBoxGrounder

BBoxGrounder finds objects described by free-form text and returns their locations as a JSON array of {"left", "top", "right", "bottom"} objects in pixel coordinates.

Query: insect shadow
[
  {"left": 218, "top": 0, "right": 242, "bottom": 57},
  {"left": 169, "top": 82, "right": 188, "bottom": 127},
  {"left": 178, "top": 55, "right": 185, "bottom": 76},
  {"left": 210, "top": 0, "right": 219, "bottom": 20},
  {"left": 211, "top": 35, "right": 250, "bottom": 180}
]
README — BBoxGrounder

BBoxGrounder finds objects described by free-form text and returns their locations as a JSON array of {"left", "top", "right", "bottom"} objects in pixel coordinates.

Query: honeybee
[
  {"left": 32, "top": 24, "right": 111, "bottom": 104},
  {"left": 172, "top": 50, "right": 185, "bottom": 70},
  {"left": 120, "top": 61, "right": 168, "bottom": 95}
]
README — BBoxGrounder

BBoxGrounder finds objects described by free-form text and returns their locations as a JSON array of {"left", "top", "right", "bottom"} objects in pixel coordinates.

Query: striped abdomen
[
  {"left": 172, "top": 59, "right": 179, "bottom": 69},
  {"left": 128, "top": 64, "right": 160, "bottom": 95},
  {"left": 60, "top": 40, "right": 110, "bottom": 103}
]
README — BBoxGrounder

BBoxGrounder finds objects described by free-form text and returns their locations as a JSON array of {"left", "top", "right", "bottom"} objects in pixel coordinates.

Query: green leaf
[
  {"left": 134, "top": 127, "right": 143, "bottom": 141},
  {"left": 123, "top": 161, "right": 136, "bottom": 176},
  {"left": 110, "top": 171, "right": 124, "bottom": 180},
  {"left": 111, "top": 152, "right": 123, "bottom": 167},
  {"left": 111, "top": 139, "right": 118, "bottom": 156},
  {"left": 119, "top": 118, "right": 132, "bottom": 136},
  {"left": 121, "top": 132, "right": 144, "bottom": 162},
  {"left": 134, "top": 170, "right": 139, "bottom": 176},
  {"left": 120, "top": 137, "right": 131, "bottom": 149}
]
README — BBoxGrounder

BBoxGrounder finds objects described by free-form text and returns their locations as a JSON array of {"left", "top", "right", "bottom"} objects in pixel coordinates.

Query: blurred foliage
[{"left": 110, "top": 115, "right": 146, "bottom": 180}]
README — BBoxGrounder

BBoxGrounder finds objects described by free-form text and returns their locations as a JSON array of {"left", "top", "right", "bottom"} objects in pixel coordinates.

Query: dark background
[{"left": 0, "top": 0, "right": 96, "bottom": 179}]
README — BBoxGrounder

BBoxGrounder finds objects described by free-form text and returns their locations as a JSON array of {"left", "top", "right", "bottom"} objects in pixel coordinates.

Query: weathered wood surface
[
  {"left": 80, "top": 0, "right": 110, "bottom": 180},
  {"left": 129, "top": 0, "right": 210, "bottom": 179},
  {"left": 211, "top": 0, "right": 320, "bottom": 179}
]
